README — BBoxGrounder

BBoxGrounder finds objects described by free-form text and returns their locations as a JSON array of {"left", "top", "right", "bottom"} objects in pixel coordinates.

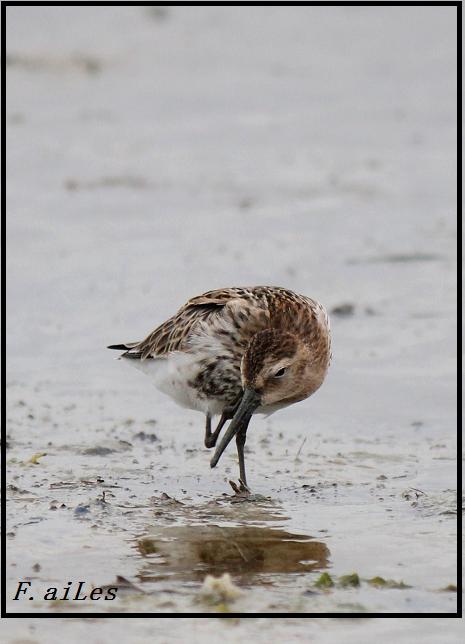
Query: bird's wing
[{"left": 125, "top": 288, "right": 251, "bottom": 360}]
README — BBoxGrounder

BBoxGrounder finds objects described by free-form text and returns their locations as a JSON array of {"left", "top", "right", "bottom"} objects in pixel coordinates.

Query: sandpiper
[{"left": 108, "top": 286, "right": 331, "bottom": 489}]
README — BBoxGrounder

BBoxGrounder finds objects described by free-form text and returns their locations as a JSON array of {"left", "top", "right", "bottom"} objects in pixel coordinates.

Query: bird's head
[
  {"left": 240, "top": 328, "right": 318, "bottom": 407},
  {"left": 211, "top": 329, "right": 326, "bottom": 470}
]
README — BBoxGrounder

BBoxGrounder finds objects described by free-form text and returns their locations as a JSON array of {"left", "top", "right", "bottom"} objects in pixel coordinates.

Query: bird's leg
[
  {"left": 204, "top": 404, "right": 238, "bottom": 449},
  {"left": 204, "top": 413, "right": 213, "bottom": 448},
  {"left": 204, "top": 410, "right": 230, "bottom": 449},
  {"left": 205, "top": 414, "right": 227, "bottom": 448},
  {"left": 228, "top": 423, "right": 251, "bottom": 495},
  {"left": 235, "top": 422, "right": 250, "bottom": 492}
]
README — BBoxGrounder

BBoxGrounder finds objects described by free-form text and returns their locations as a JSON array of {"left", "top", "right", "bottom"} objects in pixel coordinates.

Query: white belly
[{"left": 122, "top": 353, "right": 225, "bottom": 416}]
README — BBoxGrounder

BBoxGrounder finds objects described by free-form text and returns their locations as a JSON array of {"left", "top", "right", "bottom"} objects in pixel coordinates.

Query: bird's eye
[{"left": 274, "top": 367, "right": 287, "bottom": 378}]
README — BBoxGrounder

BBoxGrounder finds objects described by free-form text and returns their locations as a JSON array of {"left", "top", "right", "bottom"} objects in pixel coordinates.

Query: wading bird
[{"left": 108, "top": 286, "right": 331, "bottom": 491}]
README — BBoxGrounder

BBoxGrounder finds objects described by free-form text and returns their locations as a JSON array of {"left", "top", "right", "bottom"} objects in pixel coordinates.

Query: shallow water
[
  {"left": 5, "top": 4, "right": 459, "bottom": 642},
  {"left": 137, "top": 524, "right": 329, "bottom": 579}
]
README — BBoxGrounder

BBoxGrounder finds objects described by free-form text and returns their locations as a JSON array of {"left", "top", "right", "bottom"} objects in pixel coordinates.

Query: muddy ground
[{"left": 5, "top": 4, "right": 459, "bottom": 641}]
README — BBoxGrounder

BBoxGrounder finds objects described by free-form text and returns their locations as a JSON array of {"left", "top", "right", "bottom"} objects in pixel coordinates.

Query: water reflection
[{"left": 137, "top": 524, "right": 329, "bottom": 582}]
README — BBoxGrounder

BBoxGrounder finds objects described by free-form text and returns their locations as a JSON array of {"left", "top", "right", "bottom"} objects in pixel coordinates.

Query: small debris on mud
[
  {"left": 7, "top": 484, "right": 32, "bottom": 496},
  {"left": 199, "top": 573, "right": 242, "bottom": 605},
  {"left": 82, "top": 446, "right": 116, "bottom": 456},
  {"left": 150, "top": 492, "right": 185, "bottom": 508},
  {"left": 330, "top": 303, "right": 355, "bottom": 317},
  {"left": 82, "top": 440, "right": 132, "bottom": 456},
  {"left": 402, "top": 487, "right": 426, "bottom": 501},
  {"left": 74, "top": 504, "right": 90, "bottom": 517},
  {"left": 26, "top": 452, "right": 47, "bottom": 465},
  {"left": 133, "top": 431, "right": 159, "bottom": 443}
]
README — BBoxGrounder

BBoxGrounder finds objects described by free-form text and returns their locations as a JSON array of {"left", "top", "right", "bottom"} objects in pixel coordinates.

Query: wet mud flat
[{"left": 5, "top": 378, "right": 457, "bottom": 616}]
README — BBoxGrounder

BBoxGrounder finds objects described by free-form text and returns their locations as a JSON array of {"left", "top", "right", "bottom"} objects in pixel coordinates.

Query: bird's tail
[
  {"left": 107, "top": 342, "right": 142, "bottom": 359},
  {"left": 107, "top": 343, "right": 136, "bottom": 351}
]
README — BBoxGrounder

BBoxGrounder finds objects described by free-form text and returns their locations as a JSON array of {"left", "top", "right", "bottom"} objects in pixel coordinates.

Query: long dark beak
[{"left": 210, "top": 387, "right": 261, "bottom": 469}]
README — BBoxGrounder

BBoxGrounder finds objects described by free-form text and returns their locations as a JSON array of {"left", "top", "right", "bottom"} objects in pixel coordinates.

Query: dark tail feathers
[{"left": 107, "top": 342, "right": 143, "bottom": 359}]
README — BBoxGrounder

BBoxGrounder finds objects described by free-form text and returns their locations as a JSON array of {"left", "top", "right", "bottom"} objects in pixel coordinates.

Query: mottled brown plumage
[{"left": 109, "top": 286, "right": 331, "bottom": 489}]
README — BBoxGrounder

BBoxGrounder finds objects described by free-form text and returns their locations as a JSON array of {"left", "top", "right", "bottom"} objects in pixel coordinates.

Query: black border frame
[{"left": 1, "top": 0, "right": 462, "bottom": 620}]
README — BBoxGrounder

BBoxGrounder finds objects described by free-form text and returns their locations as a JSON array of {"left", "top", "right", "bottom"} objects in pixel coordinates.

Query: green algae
[
  {"left": 314, "top": 572, "right": 334, "bottom": 589},
  {"left": 339, "top": 573, "right": 361, "bottom": 588}
]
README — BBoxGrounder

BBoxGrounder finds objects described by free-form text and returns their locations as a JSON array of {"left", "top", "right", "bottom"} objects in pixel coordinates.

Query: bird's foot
[{"left": 229, "top": 479, "right": 251, "bottom": 497}]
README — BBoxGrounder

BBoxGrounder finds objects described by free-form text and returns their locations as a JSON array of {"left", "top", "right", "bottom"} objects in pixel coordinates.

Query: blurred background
[{"left": 6, "top": 5, "right": 456, "bottom": 428}]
